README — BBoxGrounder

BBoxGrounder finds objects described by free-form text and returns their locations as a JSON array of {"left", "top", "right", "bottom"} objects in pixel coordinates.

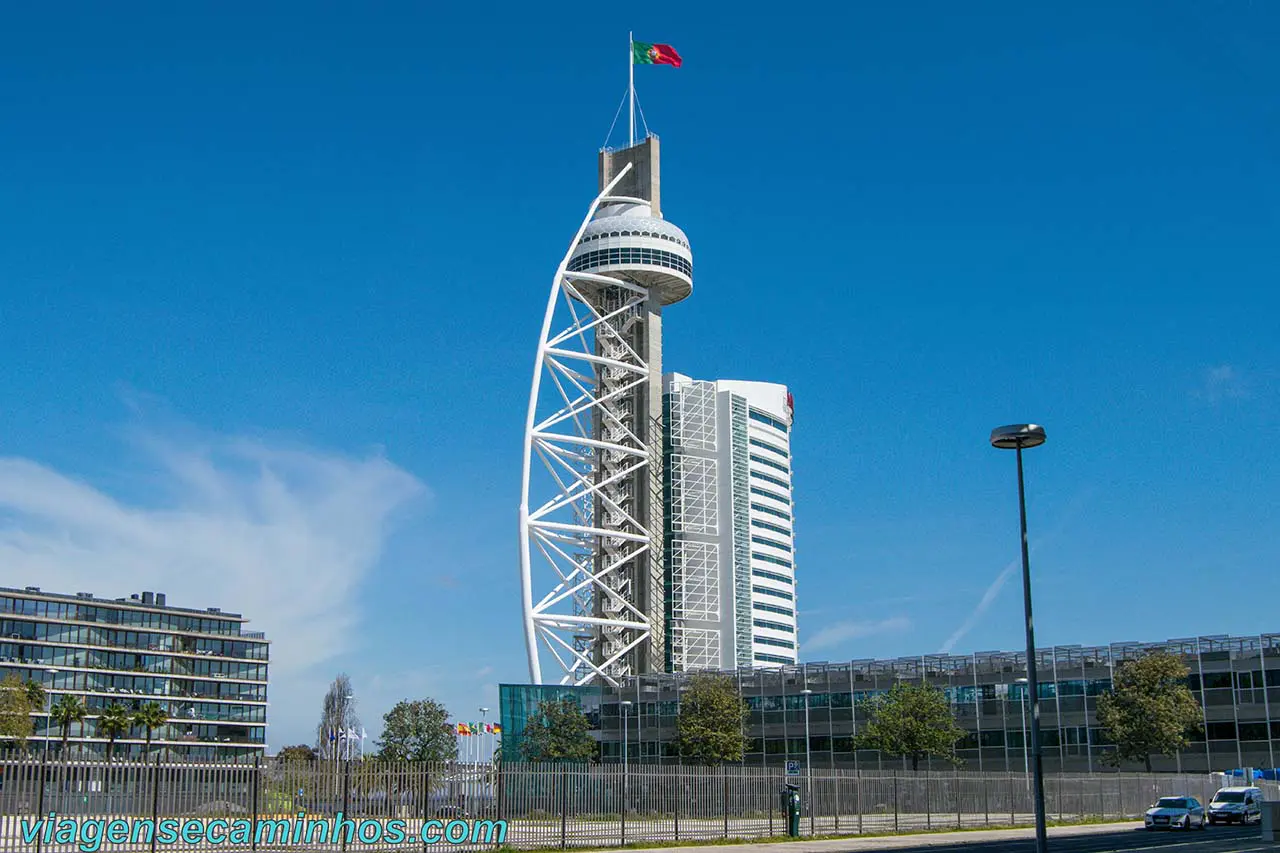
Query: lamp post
[
  {"left": 1015, "top": 677, "right": 1030, "bottom": 790},
  {"left": 480, "top": 707, "right": 490, "bottom": 767},
  {"left": 620, "top": 701, "right": 632, "bottom": 815},
  {"left": 990, "top": 423, "right": 1048, "bottom": 853},
  {"left": 42, "top": 668, "right": 58, "bottom": 763},
  {"left": 801, "top": 689, "right": 813, "bottom": 835}
]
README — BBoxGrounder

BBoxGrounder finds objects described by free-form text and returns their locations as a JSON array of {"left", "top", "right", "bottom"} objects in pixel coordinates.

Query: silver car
[
  {"left": 1144, "top": 796, "right": 1206, "bottom": 830},
  {"left": 1208, "top": 787, "right": 1264, "bottom": 825}
]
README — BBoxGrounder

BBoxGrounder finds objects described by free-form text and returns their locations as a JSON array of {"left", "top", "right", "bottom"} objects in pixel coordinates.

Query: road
[{"left": 625, "top": 823, "right": 1270, "bottom": 853}]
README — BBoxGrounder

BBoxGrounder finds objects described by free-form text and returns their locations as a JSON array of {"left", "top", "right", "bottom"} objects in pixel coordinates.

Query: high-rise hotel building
[
  {"left": 0, "top": 586, "right": 268, "bottom": 760},
  {"left": 663, "top": 373, "right": 797, "bottom": 671}
]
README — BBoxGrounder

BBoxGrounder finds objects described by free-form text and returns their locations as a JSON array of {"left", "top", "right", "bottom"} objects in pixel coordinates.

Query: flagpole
[{"left": 628, "top": 31, "right": 635, "bottom": 146}]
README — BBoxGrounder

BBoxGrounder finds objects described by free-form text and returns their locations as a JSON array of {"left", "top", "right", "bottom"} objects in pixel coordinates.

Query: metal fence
[{"left": 0, "top": 756, "right": 1276, "bottom": 852}]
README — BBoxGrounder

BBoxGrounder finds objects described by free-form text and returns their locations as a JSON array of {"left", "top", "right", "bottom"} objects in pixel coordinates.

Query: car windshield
[
  {"left": 1213, "top": 792, "right": 1245, "bottom": 803},
  {"left": 1156, "top": 798, "right": 1187, "bottom": 809}
]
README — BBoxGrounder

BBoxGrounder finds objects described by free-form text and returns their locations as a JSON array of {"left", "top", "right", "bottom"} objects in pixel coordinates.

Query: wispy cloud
[
  {"left": 939, "top": 560, "right": 1018, "bottom": 653},
  {"left": 804, "top": 617, "right": 911, "bottom": 654},
  {"left": 1194, "top": 364, "right": 1249, "bottom": 403},
  {"left": 0, "top": 423, "right": 424, "bottom": 748},
  {"left": 938, "top": 488, "right": 1093, "bottom": 654}
]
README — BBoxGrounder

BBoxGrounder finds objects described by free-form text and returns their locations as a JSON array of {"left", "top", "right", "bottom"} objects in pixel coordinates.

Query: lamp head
[{"left": 990, "top": 424, "right": 1046, "bottom": 450}]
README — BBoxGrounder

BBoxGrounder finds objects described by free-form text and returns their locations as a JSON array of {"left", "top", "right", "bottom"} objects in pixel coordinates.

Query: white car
[
  {"left": 1144, "top": 796, "right": 1206, "bottom": 830},
  {"left": 1208, "top": 787, "right": 1264, "bottom": 825}
]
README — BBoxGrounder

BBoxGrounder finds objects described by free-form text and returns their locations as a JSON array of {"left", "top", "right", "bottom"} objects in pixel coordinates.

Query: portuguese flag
[{"left": 632, "top": 41, "right": 682, "bottom": 67}]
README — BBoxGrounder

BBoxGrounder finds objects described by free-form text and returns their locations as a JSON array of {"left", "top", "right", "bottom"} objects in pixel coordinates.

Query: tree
[
  {"left": 278, "top": 744, "right": 318, "bottom": 762},
  {"left": 377, "top": 699, "right": 457, "bottom": 763},
  {"left": 50, "top": 695, "right": 87, "bottom": 757},
  {"left": 23, "top": 680, "right": 46, "bottom": 715},
  {"left": 97, "top": 704, "right": 132, "bottom": 761},
  {"left": 315, "top": 674, "right": 360, "bottom": 760},
  {"left": 519, "top": 697, "right": 597, "bottom": 762},
  {"left": 1096, "top": 651, "right": 1202, "bottom": 772},
  {"left": 131, "top": 703, "right": 168, "bottom": 757},
  {"left": 676, "top": 674, "right": 748, "bottom": 765},
  {"left": 854, "top": 682, "right": 966, "bottom": 771},
  {"left": 0, "top": 675, "right": 35, "bottom": 750}
]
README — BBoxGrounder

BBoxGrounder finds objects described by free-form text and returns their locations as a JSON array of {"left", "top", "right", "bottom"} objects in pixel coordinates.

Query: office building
[
  {"left": 0, "top": 586, "right": 269, "bottom": 760},
  {"left": 663, "top": 373, "right": 797, "bottom": 672},
  {"left": 501, "top": 631, "right": 1280, "bottom": 772}
]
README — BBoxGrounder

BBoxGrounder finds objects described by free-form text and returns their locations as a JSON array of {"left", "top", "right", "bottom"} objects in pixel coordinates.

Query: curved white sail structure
[{"left": 518, "top": 164, "right": 656, "bottom": 686}]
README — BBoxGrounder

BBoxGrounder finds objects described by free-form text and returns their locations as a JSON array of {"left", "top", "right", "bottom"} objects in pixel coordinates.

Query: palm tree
[
  {"left": 131, "top": 703, "right": 168, "bottom": 758},
  {"left": 97, "top": 704, "right": 132, "bottom": 762},
  {"left": 22, "top": 680, "right": 46, "bottom": 713},
  {"left": 49, "top": 695, "right": 87, "bottom": 758}
]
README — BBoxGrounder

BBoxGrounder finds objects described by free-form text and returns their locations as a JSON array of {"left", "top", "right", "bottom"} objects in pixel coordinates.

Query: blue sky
[{"left": 1, "top": 2, "right": 1277, "bottom": 750}]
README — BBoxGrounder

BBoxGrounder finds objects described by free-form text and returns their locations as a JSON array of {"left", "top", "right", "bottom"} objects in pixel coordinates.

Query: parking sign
[{"left": 785, "top": 760, "right": 800, "bottom": 776}]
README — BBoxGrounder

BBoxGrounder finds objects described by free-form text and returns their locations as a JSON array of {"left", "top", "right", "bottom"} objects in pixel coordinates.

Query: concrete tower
[{"left": 520, "top": 136, "right": 693, "bottom": 685}]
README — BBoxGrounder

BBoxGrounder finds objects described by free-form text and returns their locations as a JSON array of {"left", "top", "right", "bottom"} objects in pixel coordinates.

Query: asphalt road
[{"left": 851, "top": 824, "right": 1268, "bottom": 853}]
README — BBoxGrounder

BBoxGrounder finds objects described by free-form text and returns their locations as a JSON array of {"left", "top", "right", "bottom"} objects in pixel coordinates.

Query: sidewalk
[{"left": 602, "top": 821, "right": 1144, "bottom": 853}]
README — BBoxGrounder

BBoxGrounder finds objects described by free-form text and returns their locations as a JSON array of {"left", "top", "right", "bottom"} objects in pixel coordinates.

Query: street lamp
[
  {"left": 479, "top": 707, "right": 490, "bottom": 766},
  {"left": 801, "top": 689, "right": 813, "bottom": 836},
  {"left": 1014, "top": 677, "right": 1030, "bottom": 789},
  {"left": 619, "top": 701, "right": 632, "bottom": 816},
  {"left": 43, "top": 668, "right": 58, "bottom": 763},
  {"left": 990, "top": 423, "right": 1048, "bottom": 853}
]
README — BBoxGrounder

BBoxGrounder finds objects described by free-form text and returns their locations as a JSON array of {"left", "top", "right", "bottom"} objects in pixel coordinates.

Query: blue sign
[{"left": 785, "top": 760, "right": 800, "bottom": 776}]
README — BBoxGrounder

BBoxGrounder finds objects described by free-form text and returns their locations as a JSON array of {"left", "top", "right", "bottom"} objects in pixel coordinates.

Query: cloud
[
  {"left": 1194, "top": 364, "right": 1249, "bottom": 403},
  {"left": 0, "top": 424, "right": 424, "bottom": 749},
  {"left": 939, "top": 560, "right": 1018, "bottom": 654},
  {"left": 938, "top": 488, "right": 1093, "bottom": 654},
  {"left": 804, "top": 617, "right": 911, "bottom": 654}
]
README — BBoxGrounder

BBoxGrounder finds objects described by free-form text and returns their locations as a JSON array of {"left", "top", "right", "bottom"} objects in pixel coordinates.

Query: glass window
[
  {"left": 757, "top": 652, "right": 795, "bottom": 665},
  {"left": 749, "top": 410, "right": 789, "bottom": 433},
  {"left": 750, "top": 487, "right": 790, "bottom": 505},
  {"left": 752, "top": 569, "right": 792, "bottom": 585},
  {"left": 752, "top": 585, "right": 793, "bottom": 602},
  {"left": 752, "top": 536, "right": 791, "bottom": 553},
  {"left": 752, "top": 552, "right": 793, "bottom": 569},
  {"left": 751, "top": 470, "right": 790, "bottom": 490},
  {"left": 751, "top": 502, "right": 791, "bottom": 522},
  {"left": 752, "top": 519, "right": 793, "bottom": 538},
  {"left": 749, "top": 438, "right": 789, "bottom": 458}
]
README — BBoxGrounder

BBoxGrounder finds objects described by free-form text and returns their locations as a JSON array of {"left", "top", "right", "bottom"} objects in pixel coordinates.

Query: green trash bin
[{"left": 781, "top": 784, "right": 801, "bottom": 837}]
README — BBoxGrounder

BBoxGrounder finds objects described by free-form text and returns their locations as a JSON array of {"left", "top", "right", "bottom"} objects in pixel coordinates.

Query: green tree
[
  {"left": 23, "top": 680, "right": 46, "bottom": 714},
  {"left": 676, "top": 674, "right": 748, "bottom": 765},
  {"left": 97, "top": 704, "right": 133, "bottom": 761},
  {"left": 854, "top": 682, "right": 966, "bottom": 772},
  {"left": 0, "top": 674, "right": 35, "bottom": 750},
  {"left": 1096, "top": 651, "right": 1202, "bottom": 772},
  {"left": 377, "top": 699, "right": 457, "bottom": 763},
  {"left": 278, "top": 744, "right": 318, "bottom": 762},
  {"left": 131, "top": 703, "right": 168, "bottom": 757},
  {"left": 50, "top": 695, "right": 87, "bottom": 757},
  {"left": 519, "top": 697, "right": 597, "bottom": 763}
]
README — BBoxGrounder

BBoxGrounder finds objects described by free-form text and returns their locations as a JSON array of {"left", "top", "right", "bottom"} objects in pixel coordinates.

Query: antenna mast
[{"left": 628, "top": 31, "right": 635, "bottom": 145}]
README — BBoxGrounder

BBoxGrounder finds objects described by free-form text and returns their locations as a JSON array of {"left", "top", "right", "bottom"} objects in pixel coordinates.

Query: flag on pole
[
  {"left": 632, "top": 41, "right": 682, "bottom": 67},
  {"left": 493, "top": 723, "right": 502, "bottom": 735}
]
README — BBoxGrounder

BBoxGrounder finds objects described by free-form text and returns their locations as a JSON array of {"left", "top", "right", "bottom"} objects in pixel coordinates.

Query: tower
[{"left": 520, "top": 136, "right": 693, "bottom": 685}]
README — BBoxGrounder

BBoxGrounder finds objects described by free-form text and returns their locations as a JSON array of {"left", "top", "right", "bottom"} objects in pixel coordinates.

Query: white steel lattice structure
[{"left": 520, "top": 139, "right": 694, "bottom": 686}]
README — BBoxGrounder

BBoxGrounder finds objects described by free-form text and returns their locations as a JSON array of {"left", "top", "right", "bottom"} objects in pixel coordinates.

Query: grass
[{"left": 494, "top": 815, "right": 1134, "bottom": 852}]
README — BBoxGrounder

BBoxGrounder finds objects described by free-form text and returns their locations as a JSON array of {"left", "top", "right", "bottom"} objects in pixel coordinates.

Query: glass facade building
[
  {"left": 502, "top": 632, "right": 1280, "bottom": 772},
  {"left": 663, "top": 374, "right": 797, "bottom": 672},
  {"left": 0, "top": 586, "right": 269, "bottom": 760}
]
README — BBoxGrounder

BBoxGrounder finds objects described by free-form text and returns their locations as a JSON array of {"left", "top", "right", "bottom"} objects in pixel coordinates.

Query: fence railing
[{"left": 0, "top": 756, "right": 1273, "bottom": 852}]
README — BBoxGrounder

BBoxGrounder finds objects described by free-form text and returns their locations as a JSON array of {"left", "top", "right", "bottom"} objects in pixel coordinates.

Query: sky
[{"left": 1, "top": 2, "right": 1277, "bottom": 752}]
